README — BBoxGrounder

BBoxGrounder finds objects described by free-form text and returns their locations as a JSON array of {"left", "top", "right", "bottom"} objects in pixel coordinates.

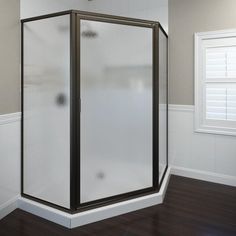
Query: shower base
[{"left": 18, "top": 167, "right": 170, "bottom": 228}]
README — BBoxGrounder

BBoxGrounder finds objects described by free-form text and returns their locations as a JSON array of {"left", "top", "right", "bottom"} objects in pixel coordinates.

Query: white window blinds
[{"left": 205, "top": 47, "right": 236, "bottom": 121}]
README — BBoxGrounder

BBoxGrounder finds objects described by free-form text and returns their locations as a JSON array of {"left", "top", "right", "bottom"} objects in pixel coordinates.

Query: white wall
[
  {"left": 169, "top": 105, "right": 236, "bottom": 185},
  {"left": 20, "top": 0, "right": 88, "bottom": 19},
  {"left": 86, "top": 0, "right": 168, "bottom": 32},
  {"left": 0, "top": 114, "right": 21, "bottom": 219},
  {"left": 20, "top": 0, "right": 168, "bottom": 32}
]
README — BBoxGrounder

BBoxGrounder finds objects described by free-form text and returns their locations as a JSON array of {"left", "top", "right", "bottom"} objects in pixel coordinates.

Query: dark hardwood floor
[{"left": 0, "top": 175, "right": 236, "bottom": 236}]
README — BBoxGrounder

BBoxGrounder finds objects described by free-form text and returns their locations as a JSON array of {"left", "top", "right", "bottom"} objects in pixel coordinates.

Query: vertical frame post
[
  {"left": 153, "top": 23, "right": 159, "bottom": 189},
  {"left": 21, "top": 21, "right": 24, "bottom": 196},
  {"left": 157, "top": 24, "right": 169, "bottom": 189},
  {"left": 76, "top": 14, "right": 81, "bottom": 208},
  {"left": 70, "top": 11, "right": 79, "bottom": 210}
]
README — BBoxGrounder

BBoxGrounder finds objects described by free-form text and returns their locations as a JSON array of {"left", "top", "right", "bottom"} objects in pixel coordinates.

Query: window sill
[{"left": 195, "top": 125, "right": 236, "bottom": 137}]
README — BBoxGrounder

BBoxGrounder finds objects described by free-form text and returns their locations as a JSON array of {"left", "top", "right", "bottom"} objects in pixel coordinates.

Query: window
[{"left": 195, "top": 30, "right": 236, "bottom": 136}]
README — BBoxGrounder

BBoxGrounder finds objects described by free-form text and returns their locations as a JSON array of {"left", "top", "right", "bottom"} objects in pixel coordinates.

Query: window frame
[{"left": 194, "top": 29, "right": 236, "bottom": 136}]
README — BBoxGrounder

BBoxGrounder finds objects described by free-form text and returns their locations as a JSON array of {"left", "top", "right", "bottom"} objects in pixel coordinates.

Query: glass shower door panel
[
  {"left": 23, "top": 15, "right": 70, "bottom": 208},
  {"left": 80, "top": 20, "right": 153, "bottom": 203},
  {"left": 158, "top": 29, "right": 168, "bottom": 182}
]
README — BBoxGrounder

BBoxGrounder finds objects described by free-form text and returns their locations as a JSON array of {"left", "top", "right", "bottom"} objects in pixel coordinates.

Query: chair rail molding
[
  {"left": 169, "top": 104, "right": 236, "bottom": 185},
  {"left": 0, "top": 112, "right": 21, "bottom": 125}
]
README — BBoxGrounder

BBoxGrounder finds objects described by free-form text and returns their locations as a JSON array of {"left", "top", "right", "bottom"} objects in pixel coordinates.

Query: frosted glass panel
[
  {"left": 23, "top": 15, "right": 70, "bottom": 208},
  {"left": 159, "top": 29, "right": 168, "bottom": 182},
  {"left": 80, "top": 20, "right": 153, "bottom": 203}
]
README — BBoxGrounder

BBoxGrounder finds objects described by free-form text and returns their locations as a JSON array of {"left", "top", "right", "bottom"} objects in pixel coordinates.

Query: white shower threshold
[{"left": 17, "top": 167, "right": 170, "bottom": 229}]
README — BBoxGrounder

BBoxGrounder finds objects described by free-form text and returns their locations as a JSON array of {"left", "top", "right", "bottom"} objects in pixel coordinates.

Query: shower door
[{"left": 79, "top": 18, "right": 154, "bottom": 204}]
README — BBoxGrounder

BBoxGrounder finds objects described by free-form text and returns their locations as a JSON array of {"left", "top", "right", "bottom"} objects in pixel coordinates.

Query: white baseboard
[
  {"left": 18, "top": 167, "right": 171, "bottom": 229},
  {"left": 18, "top": 197, "right": 71, "bottom": 228},
  {"left": 0, "top": 195, "right": 19, "bottom": 220},
  {"left": 171, "top": 166, "right": 236, "bottom": 187}
]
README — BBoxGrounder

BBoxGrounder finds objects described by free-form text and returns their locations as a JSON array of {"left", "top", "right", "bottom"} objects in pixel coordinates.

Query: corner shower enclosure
[{"left": 21, "top": 10, "right": 168, "bottom": 212}]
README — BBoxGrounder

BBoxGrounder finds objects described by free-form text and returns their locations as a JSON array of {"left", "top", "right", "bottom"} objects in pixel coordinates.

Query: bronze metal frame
[{"left": 21, "top": 10, "right": 168, "bottom": 213}]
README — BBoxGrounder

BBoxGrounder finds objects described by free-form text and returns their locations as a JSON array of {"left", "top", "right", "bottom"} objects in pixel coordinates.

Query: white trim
[
  {"left": 195, "top": 126, "right": 236, "bottom": 137},
  {"left": 169, "top": 104, "right": 236, "bottom": 136},
  {"left": 194, "top": 32, "right": 201, "bottom": 132},
  {"left": 0, "top": 112, "right": 21, "bottom": 125},
  {"left": 168, "top": 104, "right": 194, "bottom": 112},
  {"left": 195, "top": 28, "right": 236, "bottom": 39},
  {"left": 0, "top": 195, "right": 19, "bottom": 220},
  {"left": 18, "top": 168, "right": 171, "bottom": 229},
  {"left": 170, "top": 166, "right": 236, "bottom": 187}
]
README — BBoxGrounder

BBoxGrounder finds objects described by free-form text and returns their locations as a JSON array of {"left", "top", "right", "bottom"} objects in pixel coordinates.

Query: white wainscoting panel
[
  {"left": 0, "top": 112, "right": 21, "bottom": 219},
  {"left": 169, "top": 105, "right": 236, "bottom": 186}
]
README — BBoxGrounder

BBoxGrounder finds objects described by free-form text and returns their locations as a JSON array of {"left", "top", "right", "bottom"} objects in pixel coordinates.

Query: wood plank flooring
[{"left": 0, "top": 175, "right": 236, "bottom": 236}]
